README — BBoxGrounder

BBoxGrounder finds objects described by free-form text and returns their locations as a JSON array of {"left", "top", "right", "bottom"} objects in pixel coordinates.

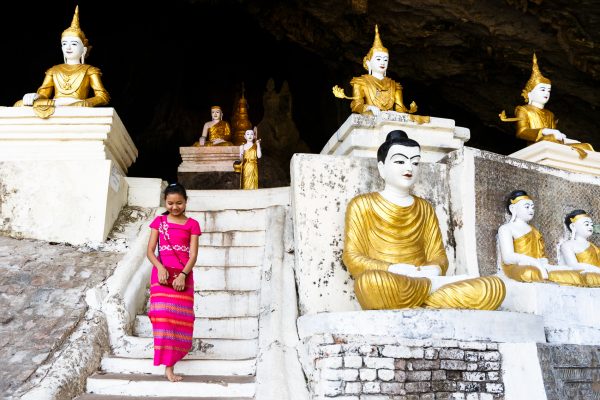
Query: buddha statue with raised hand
[
  {"left": 498, "top": 191, "right": 585, "bottom": 286},
  {"left": 15, "top": 6, "right": 110, "bottom": 118},
  {"left": 559, "top": 210, "right": 600, "bottom": 287},
  {"left": 343, "top": 130, "right": 505, "bottom": 310},
  {"left": 499, "top": 54, "right": 593, "bottom": 159},
  {"left": 333, "top": 25, "right": 417, "bottom": 117}
]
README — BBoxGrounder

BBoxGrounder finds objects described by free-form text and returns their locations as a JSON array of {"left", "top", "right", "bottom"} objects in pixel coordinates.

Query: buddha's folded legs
[
  {"left": 354, "top": 270, "right": 431, "bottom": 310},
  {"left": 502, "top": 264, "right": 544, "bottom": 283},
  {"left": 583, "top": 272, "right": 600, "bottom": 287},
  {"left": 547, "top": 270, "right": 585, "bottom": 286},
  {"left": 423, "top": 276, "right": 506, "bottom": 310}
]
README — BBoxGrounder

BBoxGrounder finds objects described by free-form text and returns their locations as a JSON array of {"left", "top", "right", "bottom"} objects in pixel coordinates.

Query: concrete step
[
  {"left": 195, "top": 246, "right": 264, "bottom": 267},
  {"left": 145, "top": 291, "right": 259, "bottom": 318},
  {"left": 113, "top": 336, "right": 258, "bottom": 360},
  {"left": 134, "top": 315, "right": 258, "bottom": 339},
  {"left": 86, "top": 373, "right": 255, "bottom": 397},
  {"left": 187, "top": 210, "right": 266, "bottom": 232},
  {"left": 193, "top": 266, "right": 261, "bottom": 291},
  {"left": 100, "top": 357, "right": 255, "bottom": 376},
  {"left": 199, "top": 231, "right": 265, "bottom": 247},
  {"left": 75, "top": 395, "right": 253, "bottom": 400},
  {"left": 186, "top": 187, "right": 289, "bottom": 211}
]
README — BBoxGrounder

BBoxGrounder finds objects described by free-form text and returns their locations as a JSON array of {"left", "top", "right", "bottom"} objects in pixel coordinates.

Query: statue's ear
[
  {"left": 569, "top": 223, "right": 576, "bottom": 233},
  {"left": 508, "top": 203, "right": 515, "bottom": 215},
  {"left": 377, "top": 161, "right": 385, "bottom": 179}
]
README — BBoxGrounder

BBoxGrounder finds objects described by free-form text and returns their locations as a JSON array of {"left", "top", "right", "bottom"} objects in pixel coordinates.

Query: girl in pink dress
[{"left": 146, "top": 183, "right": 201, "bottom": 382}]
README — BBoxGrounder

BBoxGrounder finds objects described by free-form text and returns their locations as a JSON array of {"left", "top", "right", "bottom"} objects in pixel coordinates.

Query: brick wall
[{"left": 301, "top": 334, "right": 504, "bottom": 400}]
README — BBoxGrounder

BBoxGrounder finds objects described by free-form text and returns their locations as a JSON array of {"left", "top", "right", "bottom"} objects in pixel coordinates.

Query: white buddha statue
[
  {"left": 559, "top": 210, "right": 600, "bottom": 287},
  {"left": 497, "top": 190, "right": 586, "bottom": 286}
]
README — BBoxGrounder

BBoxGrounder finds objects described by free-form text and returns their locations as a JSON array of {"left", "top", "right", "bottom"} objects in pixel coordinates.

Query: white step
[
  {"left": 194, "top": 266, "right": 261, "bottom": 291},
  {"left": 76, "top": 396, "right": 253, "bottom": 400},
  {"left": 195, "top": 291, "right": 259, "bottom": 318},
  {"left": 100, "top": 357, "right": 256, "bottom": 376},
  {"left": 195, "top": 246, "right": 264, "bottom": 267},
  {"left": 113, "top": 336, "right": 258, "bottom": 360},
  {"left": 186, "top": 187, "right": 289, "bottom": 211},
  {"left": 187, "top": 210, "right": 266, "bottom": 232},
  {"left": 199, "top": 231, "right": 265, "bottom": 247},
  {"left": 134, "top": 315, "right": 258, "bottom": 339},
  {"left": 86, "top": 373, "right": 255, "bottom": 397}
]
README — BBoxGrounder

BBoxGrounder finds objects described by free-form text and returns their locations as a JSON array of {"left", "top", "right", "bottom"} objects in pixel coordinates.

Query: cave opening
[{"left": 2, "top": 0, "right": 598, "bottom": 185}]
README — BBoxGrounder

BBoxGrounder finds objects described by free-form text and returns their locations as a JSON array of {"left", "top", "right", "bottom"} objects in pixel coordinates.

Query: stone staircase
[{"left": 74, "top": 189, "right": 291, "bottom": 400}]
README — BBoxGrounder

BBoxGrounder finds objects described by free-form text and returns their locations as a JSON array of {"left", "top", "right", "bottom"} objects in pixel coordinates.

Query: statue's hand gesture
[
  {"left": 366, "top": 105, "right": 381, "bottom": 116},
  {"left": 23, "top": 93, "right": 39, "bottom": 106},
  {"left": 541, "top": 128, "right": 566, "bottom": 142}
]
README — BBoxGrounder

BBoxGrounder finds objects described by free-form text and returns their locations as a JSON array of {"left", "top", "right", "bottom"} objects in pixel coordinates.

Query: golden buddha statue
[
  {"left": 343, "top": 130, "right": 505, "bottom": 310},
  {"left": 333, "top": 25, "right": 417, "bottom": 117},
  {"left": 499, "top": 54, "right": 593, "bottom": 159},
  {"left": 231, "top": 90, "right": 253, "bottom": 146},
  {"left": 497, "top": 190, "right": 590, "bottom": 286},
  {"left": 14, "top": 6, "right": 110, "bottom": 118},
  {"left": 197, "top": 106, "right": 233, "bottom": 146},
  {"left": 237, "top": 128, "right": 261, "bottom": 190},
  {"left": 559, "top": 210, "right": 600, "bottom": 287}
]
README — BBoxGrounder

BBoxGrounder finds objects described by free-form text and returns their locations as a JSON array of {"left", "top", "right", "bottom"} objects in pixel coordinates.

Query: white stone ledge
[
  {"left": 297, "top": 310, "right": 545, "bottom": 343},
  {"left": 186, "top": 187, "right": 290, "bottom": 211}
]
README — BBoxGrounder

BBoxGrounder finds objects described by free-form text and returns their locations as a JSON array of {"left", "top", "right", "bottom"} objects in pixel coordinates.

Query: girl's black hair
[
  {"left": 564, "top": 209, "right": 588, "bottom": 231},
  {"left": 162, "top": 183, "right": 187, "bottom": 215},
  {"left": 506, "top": 190, "right": 529, "bottom": 213},
  {"left": 376, "top": 130, "right": 420, "bottom": 163}
]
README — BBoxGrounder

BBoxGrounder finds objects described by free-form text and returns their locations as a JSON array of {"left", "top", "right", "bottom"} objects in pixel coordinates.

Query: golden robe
[
  {"left": 343, "top": 193, "right": 505, "bottom": 310},
  {"left": 15, "top": 64, "right": 109, "bottom": 107},
  {"left": 502, "top": 228, "right": 585, "bottom": 286},
  {"left": 574, "top": 243, "right": 600, "bottom": 287},
  {"left": 350, "top": 75, "right": 412, "bottom": 114},
  {"left": 241, "top": 143, "right": 258, "bottom": 190},
  {"left": 206, "top": 121, "right": 233, "bottom": 146},
  {"left": 515, "top": 105, "right": 593, "bottom": 158}
]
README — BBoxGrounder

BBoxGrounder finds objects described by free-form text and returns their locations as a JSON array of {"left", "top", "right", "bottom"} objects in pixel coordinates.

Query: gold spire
[
  {"left": 363, "top": 24, "right": 389, "bottom": 71},
  {"left": 61, "top": 6, "right": 88, "bottom": 47},
  {"left": 522, "top": 53, "right": 551, "bottom": 102}
]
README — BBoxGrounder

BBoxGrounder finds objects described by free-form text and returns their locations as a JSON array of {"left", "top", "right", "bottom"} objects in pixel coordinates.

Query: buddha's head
[
  {"left": 244, "top": 129, "right": 255, "bottom": 142},
  {"left": 522, "top": 53, "right": 551, "bottom": 104},
  {"left": 363, "top": 25, "right": 389, "bottom": 76},
  {"left": 506, "top": 190, "right": 535, "bottom": 222},
  {"left": 377, "top": 130, "right": 421, "bottom": 191},
  {"left": 565, "top": 210, "right": 593, "bottom": 239},
  {"left": 211, "top": 106, "right": 223, "bottom": 121},
  {"left": 61, "top": 6, "right": 89, "bottom": 64}
]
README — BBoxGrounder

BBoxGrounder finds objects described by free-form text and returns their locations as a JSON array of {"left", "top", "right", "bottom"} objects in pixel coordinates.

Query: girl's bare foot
[{"left": 165, "top": 366, "right": 183, "bottom": 382}]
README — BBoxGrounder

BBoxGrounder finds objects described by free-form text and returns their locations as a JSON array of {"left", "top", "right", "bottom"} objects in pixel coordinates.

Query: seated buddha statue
[
  {"left": 499, "top": 54, "right": 593, "bottom": 159},
  {"left": 196, "top": 106, "right": 233, "bottom": 146},
  {"left": 342, "top": 130, "right": 505, "bottom": 310},
  {"left": 333, "top": 25, "right": 417, "bottom": 117},
  {"left": 14, "top": 6, "right": 110, "bottom": 118},
  {"left": 497, "top": 190, "right": 585, "bottom": 286},
  {"left": 559, "top": 210, "right": 600, "bottom": 287}
]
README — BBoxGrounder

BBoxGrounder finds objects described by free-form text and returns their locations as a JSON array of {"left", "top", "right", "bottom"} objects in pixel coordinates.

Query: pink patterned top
[{"left": 150, "top": 215, "right": 201, "bottom": 270}]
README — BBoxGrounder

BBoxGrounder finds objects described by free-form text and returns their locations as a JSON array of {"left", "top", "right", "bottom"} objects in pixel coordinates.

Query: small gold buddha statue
[
  {"left": 14, "top": 6, "right": 110, "bottom": 118},
  {"left": 197, "top": 106, "right": 233, "bottom": 146},
  {"left": 333, "top": 25, "right": 417, "bottom": 117},
  {"left": 497, "top": 190, "right": 589, "bottom": 286},
  {"left": 559, "top": 210, "right": 600, "bottom": 287},
  {"left": 343, "top": 130, "right": 505, "bottom": 310},
  {"left": 499, "top": 54, "right": 593, "bottom": 159},
  {"left": 231, "top": 90, "right": 253, "bottom": 146},
  {"left": 237, "top": 127, "right": 261, "bottom": 190}
]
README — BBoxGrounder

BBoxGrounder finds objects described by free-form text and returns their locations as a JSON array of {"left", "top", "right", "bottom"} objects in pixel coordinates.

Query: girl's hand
[
  {"left": 173, "top": 273, "right": 186, "bottom": 292},
  {"left": 157, "top": 266, "right": 169, "bottom": 285}
]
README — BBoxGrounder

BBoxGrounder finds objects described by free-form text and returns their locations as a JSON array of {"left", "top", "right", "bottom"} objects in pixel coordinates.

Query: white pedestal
[
  {"left": 500, "top": 278, "right": 600, "bottom": 345},
  {"left": 509, "top": 140, "right": 600, "bottom": 176},
  {"left": 320, "top": 112, "right": 470, "bottom": 162},
  {"left": 178, "top": 146, "right": 239, "bottom": 173},
  {"left": 0, "top": 107, "right": 138, "bottom": 245}
]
